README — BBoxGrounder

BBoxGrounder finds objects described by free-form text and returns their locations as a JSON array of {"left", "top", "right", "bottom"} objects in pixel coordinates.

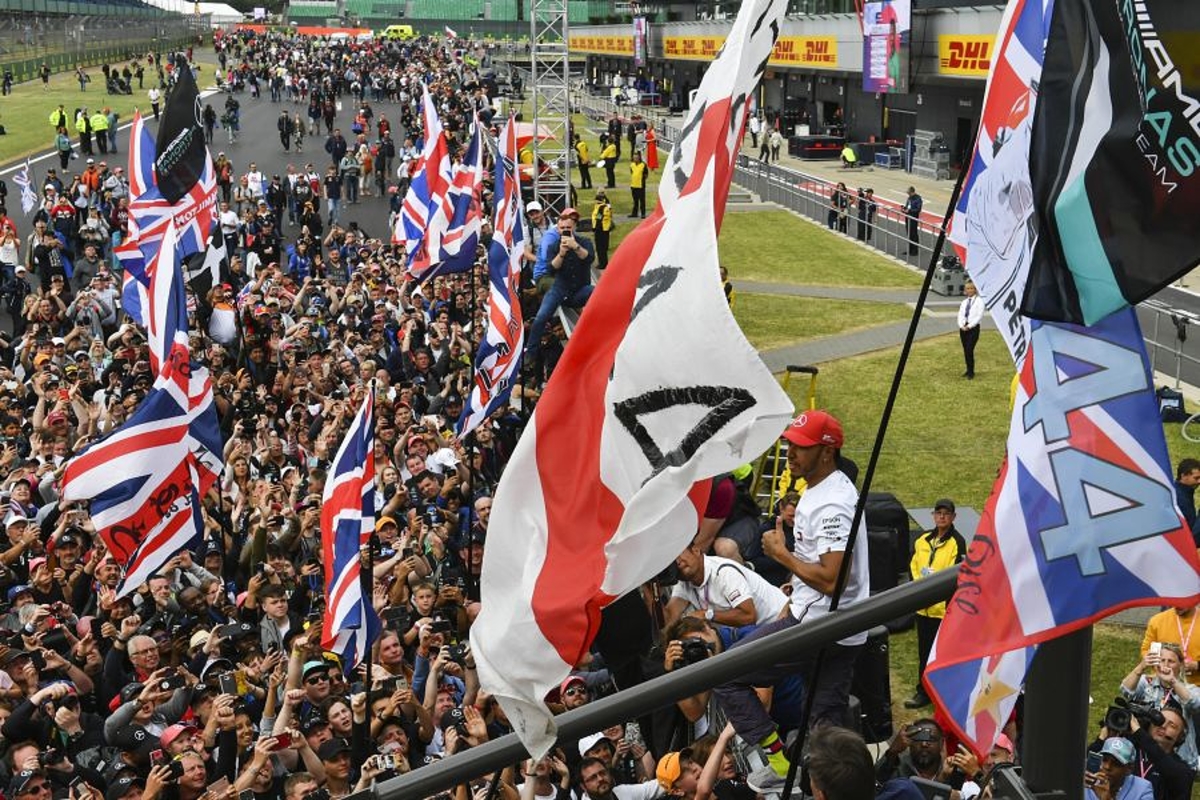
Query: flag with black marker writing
[
  {"left": 1020, "top": 0, "right": 1200, "bottom": 324},
  {"left": 927, "top": 0, "right": 1200, "bottom": 761},
  {"left": 470, "top": 0, "right": 793, "bottom": 759}
]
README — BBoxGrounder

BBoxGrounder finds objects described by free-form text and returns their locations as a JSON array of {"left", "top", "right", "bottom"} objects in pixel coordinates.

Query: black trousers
[
  {"left": 631, "top": 187, "right": 646, "bottom": 217},
  {"left": 578, "top": 163, "right": 591, "bottom": 188},
  {"left": 960, "top": 325, "right": 980, "bottom": 377},
  {"left": 594, "top": 228, "right": 610, "bottom": 268},
  {"left": 915, "top": 614, "right": 942, "bottom": 693},
  {"left": 907, "top": 218, "right": 920, "bottom": 254}
]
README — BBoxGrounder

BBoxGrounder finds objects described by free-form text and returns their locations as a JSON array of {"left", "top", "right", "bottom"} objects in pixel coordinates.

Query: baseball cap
[
  {"left": 560, "top": 207, "right": 580, "bottom": 220},
  {"left": 106, "top": 776, "right": 145, "bottom": 800},
  {"left": 525, "top": 201, "right": 543, "bottom": 213},
  {"left": 578, "top": 732, "right": 614, "bottom": 757},
  {"left": 1100, "top": 737, "right": 1135, "bottom": 765},
  {"left": 300, "top": 714, "right": 329, "bottom": 735},
  {"left": 6, "top": 584, "right": 32, "bottom": 602},
  {"left": 110, "top": 724, "right": 157, "bottom": 756},
  {"left": 994, "top": 733, "right": 1015, "bottom": 756},
  {"left": 934, "top": 498, "right": 956, "bottom": 514},
  {"left": 656, "top": 749, "right": 693, "bottom": 792},
  {"left": 559, "top": 675, "right": 586, "bottom": 696},
  {"left": 781, "top": 410, "right": 844, "bottom": 449},
  {"left": 160, "top": 722, "right": 198, "bottom": 748},
  {"left": 376, "top": 516, "right": 398, "bottom": 531},
  {"left": 9, "top": 770, "right": 44, "bottom": 797},
  {"left": 302, "top": 660, "right": 328, "bottom": 679},
  {"left": 317, "top": 737, "right": 352, "bottom": 761},
  {"left": 189, "top": 629, "right": 210, "bottom": 649}
]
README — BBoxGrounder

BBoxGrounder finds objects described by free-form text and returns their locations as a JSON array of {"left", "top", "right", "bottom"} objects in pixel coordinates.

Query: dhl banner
[
  {"left": 770, "top": 36, "right": 838, "bottom": 67},
  {"left": 570, "top": 34, "right": 635, "bottom": 56},
  {"left": 662, "top": 35, "right": 726, "bottom": 60},
  {"left": 937, "top": 34, "right": 994, "bottom": 77}
]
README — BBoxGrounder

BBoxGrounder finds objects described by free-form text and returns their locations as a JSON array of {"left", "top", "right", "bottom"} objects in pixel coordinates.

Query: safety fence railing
[
  {"left": 376, "top": 569, "right": 960, "bottom": 800},
  {"left": 0, "top": 12, "right": 198, "bottom": 83}
]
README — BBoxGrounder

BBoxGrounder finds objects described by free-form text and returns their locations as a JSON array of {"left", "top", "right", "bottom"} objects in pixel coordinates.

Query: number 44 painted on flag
[{"left": 1023, "top": 319, "right": 1182, "bottom": 577}]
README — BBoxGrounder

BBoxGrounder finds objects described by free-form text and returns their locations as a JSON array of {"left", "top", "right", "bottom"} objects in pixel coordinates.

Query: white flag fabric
[{"left": 470, "top": 0, "right": 792, "bottom": 759}]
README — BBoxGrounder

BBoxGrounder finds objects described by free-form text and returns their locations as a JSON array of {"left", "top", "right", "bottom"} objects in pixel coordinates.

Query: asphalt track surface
[{"left": 198, "top": 88, "right": 399, "bottom": 242}]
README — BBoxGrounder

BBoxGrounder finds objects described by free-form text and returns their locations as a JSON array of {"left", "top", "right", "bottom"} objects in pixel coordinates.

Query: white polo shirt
[
  {"left": 671, "top": 555, "right": 788, "bottom": 625},
  {"left": 788, "top": 470, "right": 871, "bottom": 646}
]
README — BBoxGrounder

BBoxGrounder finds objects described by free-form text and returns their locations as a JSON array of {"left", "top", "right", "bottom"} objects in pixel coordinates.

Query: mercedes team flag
[
  {"left": 1020, "top": 0, "right": 1200, "bottom": 324},
  {"left": 154, "top": 60, "right": 208, "bottom": 205},
  {"left": 470, "top": 0, "right": 793, "bottom": 759}
]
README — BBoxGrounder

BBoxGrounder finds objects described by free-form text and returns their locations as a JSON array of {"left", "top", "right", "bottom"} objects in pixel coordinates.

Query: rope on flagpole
[{"left": 777, "top": 159, "right": 970, "bottom": 800}]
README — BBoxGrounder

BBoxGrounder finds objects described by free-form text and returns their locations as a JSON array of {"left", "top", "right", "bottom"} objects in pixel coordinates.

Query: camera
[
  {"left": 674, "top": 638, "right": 713, "bottom": 669},
  {"left": 382, "top": 606, "right": 412, "bottom": 632},
  {"left": 440, "top": 566, "right": 466, "bottom": 591},
  {"left": 653, "top": 563, "right": 680, "bottom": 587},
  {"left": 445, "top": 643, "right": 468, "bottom": 664},
  {"left": 38, "top": 748, "right": 65, "bottom": 767},
  {"left": 1105, "top": 697, "right": 1164, "bottom": 737},
  {"left": 428, "top": 617, "right": 453, "bottom": 636},
  {"left": 41, "top": 627, "right": 71, "bottom": 657}
]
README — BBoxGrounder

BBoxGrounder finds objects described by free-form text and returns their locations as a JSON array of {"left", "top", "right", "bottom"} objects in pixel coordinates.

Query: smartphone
[
  {"left": 1149, "top": 642, "right": 1163, "bottom": 660},
  {"left": 239, "top": 792, "right": 255, "bottom": 800},
  {"left": 150, "top": 749, "right": 166, "bottom": 768},
  {"left": 1086, "top": 752, "right": 1102, "bottom": 774},
  {"left": 271, "top": 732, "right": 293, "bottom": 750},
  {"left": 208, "top": 778, "right": 230, "bottom": 795},
  {"left": 218, "top": 671, "right": 239, "bottom": 696},
  {"left": 158, "top": 673, "right": 187, "bottom": 692},
  {"left": 167, "top": 760, "right": 185, "bottom": 780}
]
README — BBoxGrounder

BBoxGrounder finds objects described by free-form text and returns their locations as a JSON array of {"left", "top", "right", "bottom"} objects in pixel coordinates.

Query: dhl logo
[
  {"left": 938, "top": 36, "right": 994, "bottom": 76},
  {"left": 804, "top": 39, "right": 835, "bottom": 63}
]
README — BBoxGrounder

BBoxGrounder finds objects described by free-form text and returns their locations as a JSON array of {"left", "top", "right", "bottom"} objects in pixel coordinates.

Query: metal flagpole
[{"left": 777, "top": 160, "right": 971, "bottom": 800}]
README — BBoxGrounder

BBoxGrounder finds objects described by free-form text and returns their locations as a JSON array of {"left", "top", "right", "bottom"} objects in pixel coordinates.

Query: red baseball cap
[
  {"left": 161, "top": 722, "right": 198, "bottom": 748},
  {"left": 782, "top": 410, "right": 843, "bottom": 449}
]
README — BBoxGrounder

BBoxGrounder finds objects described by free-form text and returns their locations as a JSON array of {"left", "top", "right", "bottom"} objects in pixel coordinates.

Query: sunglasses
[
  {"left": 305, "top": 674, "right": 330, "bottom": 685},
  {"left": 20, "top": 784, "right": 50, "bottom": 795},
  {"left": 563, "top": 686, "right": 587, "bottom": 697}
]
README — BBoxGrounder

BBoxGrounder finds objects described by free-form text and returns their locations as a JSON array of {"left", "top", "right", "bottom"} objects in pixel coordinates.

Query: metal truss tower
[{"left": 530, "top": 0, "right": 572, "bottom": 216}]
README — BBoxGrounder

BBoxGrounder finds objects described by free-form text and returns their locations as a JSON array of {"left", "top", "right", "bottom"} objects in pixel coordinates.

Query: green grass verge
[
  {"left": 785, "top": 330, "right": 1013, "bottom": 512},
  {"left": 0, "top": 54, "right": 220, "bottom": 167},
  {"left": 718, "top": 210, "right": 922, "bottom": 288},
  {"left": 733, "top": 293, "right": 911, "bottom": 352}
]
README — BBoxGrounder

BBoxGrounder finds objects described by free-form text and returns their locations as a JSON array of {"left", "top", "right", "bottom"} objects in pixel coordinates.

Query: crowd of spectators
[{"left": 0, "top": 22, "right": 1183, "bottom": 800}]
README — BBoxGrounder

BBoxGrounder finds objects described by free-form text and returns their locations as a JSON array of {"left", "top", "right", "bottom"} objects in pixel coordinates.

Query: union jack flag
[
  {"left": 392, "top": 83, "right": 453, "bottom": 280},
  {"left": 434, "top": 114, "right": 485, "bottom": 278},
  {"left": 458, "top": 117, "right": 524, "bottom": 438},
  {"left": 321, "top": 389, "right": 380, "bottom": 669},
  {"left": 123, "top": 111, "right": 218, "bottom": 325},
  {"left": 926, "top": 0, "right": 1200, "bottom": 759},
  {"left": 62, "top": 221, "right": 223, "bottom": 597}
]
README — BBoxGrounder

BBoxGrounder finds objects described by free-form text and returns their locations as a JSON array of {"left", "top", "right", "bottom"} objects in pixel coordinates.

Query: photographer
[
  {"left": 659, "top": 617, "right": 802, "bottom": 747},
  {"left": 1120, "top": 644, "right": 1200, "bottom": 768},
  {"left": 875, "top": 719, "right": 955, "bottom": 785},
  {"left": 1124, "top": 703, "right": 1194, "bottom": 800}
]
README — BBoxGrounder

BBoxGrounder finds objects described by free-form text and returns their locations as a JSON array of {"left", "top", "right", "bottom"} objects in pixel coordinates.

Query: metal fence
[
  {"left": 574, "top": 89, "right": 943, "bottom": 268},
  {"left": 574, "top": 89, "right": 1200, "bottom": 394},
  {"left": 0, "top": 8, "right": 199, "bottom": 83}
]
